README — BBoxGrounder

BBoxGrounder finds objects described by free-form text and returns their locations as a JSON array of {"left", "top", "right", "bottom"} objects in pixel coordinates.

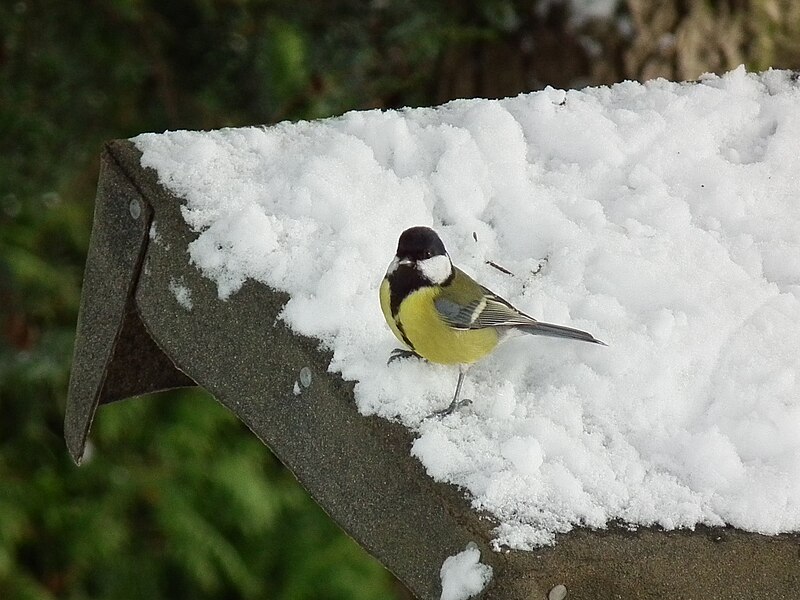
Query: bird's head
[{"left": 388, "top": 226, "right": 453, "bottom": 285}]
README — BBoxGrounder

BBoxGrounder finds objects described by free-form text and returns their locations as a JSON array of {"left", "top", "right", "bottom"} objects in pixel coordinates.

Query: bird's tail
[{"left": 517, "top": 321, "right": 606, "bottom": 345}]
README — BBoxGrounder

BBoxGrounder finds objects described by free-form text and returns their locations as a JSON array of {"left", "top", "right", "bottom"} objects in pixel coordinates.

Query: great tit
[{"left": 380, "top": 226, "right": 605, "bottom": 415}]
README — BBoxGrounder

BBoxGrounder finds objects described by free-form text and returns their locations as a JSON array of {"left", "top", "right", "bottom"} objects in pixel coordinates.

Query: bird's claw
[
  {"left": 431, "top": 398, "right": 472, "bottom": 418},
  {"left": 387, "top": 348, "right": 422, "bottom": 365}
]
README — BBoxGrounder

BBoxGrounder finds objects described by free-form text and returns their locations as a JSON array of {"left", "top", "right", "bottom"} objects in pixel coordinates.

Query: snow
[
  {"left": 168, "top": 278, "right": 193, "bottom": 311},
  {"left": 439, "top": 544, "right": 493, "bottom": 600},
  {"left": 133, "top": 67, "right": 800, "bottom": 549}
]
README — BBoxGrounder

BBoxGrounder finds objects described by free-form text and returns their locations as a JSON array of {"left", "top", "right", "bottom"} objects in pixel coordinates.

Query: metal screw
[
  {"left": 129, "top": 199, "right": 142, "bottom": 220},
  {"left": 548, "top": 584, "right": 567, "bottom": 600},
  {"left": 299, "top": 367, "right": 312, "bottom": 389}
]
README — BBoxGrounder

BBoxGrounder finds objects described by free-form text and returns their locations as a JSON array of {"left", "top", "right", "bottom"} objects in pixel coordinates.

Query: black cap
[{"left": 396, "top": 226, "right": 448, "bottom": 261}]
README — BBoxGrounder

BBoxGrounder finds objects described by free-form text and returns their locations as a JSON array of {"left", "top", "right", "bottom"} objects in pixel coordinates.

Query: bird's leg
[
  {"left": 433, "top": 364, "right": 472, "bottom": 417},
  {"left": 387, "top": 348, "right": 423, "bottom": 365}
]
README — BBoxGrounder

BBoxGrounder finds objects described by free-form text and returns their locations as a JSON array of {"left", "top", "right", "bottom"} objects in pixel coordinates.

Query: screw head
[
  {"left": 299, "top": 367, "right": 312, "bottom": 389},
  {"left": 548, "top": 584, "right": 567, "bottom": 600},
  {"left": 129, "top": 199, "right": 142, "bottom": 220}
]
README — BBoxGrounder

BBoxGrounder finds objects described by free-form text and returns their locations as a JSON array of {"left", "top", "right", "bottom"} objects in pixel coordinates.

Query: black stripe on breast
[
  {"left": 388, "top": 265, "right": 430, "bottom": 317},
  {"left": 394, "top": 319, "right": 415, "bottom": 351}
]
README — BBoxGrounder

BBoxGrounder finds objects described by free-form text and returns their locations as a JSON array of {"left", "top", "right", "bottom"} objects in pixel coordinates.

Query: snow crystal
[{"left": 168, "top": 278, "right": 193, "bottom": 311}]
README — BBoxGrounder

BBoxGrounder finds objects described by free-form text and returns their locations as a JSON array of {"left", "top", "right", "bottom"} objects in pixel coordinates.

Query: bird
[{"left": 379, "top": 226, "right": 605, "bottom": 416}]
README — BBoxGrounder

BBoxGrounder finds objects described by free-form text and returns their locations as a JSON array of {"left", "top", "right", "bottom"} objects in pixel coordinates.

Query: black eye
[{"left": 423, "top": 250, "right": 432, "bottom": 258}]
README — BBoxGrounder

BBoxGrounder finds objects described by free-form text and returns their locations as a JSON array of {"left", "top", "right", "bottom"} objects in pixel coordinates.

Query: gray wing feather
[
  {"left": 471, "top": 289, "right": 537, "bottom": 328},
  {"left": 434, "top": 297, "right": 482, "bottom": 330},
  {"left": 434, "top": 288, "right": 536, "bottom": 330},
  {"left": 435, "top": 287, "right": 605, "bottom": 345}
]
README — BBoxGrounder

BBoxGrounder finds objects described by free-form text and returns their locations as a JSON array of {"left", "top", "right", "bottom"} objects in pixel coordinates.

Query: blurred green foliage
[
  {"left": 2, "top": 0, "right": 800, "bottom": 598},
  {"left": 0, "top": 390, "right": 395, "bottom": 600}
]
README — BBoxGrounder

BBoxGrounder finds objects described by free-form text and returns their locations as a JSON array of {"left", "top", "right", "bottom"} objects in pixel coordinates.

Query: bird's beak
[{"left": 397, "top": 258, "right": 414, "bottom": 267}]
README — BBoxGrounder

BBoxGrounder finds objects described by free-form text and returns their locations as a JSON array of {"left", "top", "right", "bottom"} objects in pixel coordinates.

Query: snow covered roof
[{"left": 133, "top": 66, "right": 800, "bottom": 551}]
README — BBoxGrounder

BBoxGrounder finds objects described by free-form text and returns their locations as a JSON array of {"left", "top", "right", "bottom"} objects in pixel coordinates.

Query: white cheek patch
[{"left": 418, "top": 254, "right": 452, "bottom": 284}]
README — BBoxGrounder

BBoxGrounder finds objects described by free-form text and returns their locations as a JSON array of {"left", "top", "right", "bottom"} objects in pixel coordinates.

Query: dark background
[{"left": 2, "top": 1, "right": 799, "bottom": 598}]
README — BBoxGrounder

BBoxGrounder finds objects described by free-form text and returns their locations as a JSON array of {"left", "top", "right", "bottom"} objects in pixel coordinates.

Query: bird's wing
[
  {"left": 435, "top": 287, "right": 606, "bottom": 344},
  {"left": 435, "top": 287, "right": 535, "bottom": 331}
]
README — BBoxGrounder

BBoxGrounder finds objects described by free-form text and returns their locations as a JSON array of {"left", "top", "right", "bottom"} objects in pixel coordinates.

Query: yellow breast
[{"left": 380, "top": 278, "right": 499, "bottom": 365}]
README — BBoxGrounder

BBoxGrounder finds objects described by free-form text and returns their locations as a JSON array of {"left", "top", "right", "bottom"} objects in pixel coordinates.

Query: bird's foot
[
  {"left": 387, "top": 348, "right": 423, "bottom": 365},
  {"left": 431, "top": 397, "right": 472, "bottom": 418}
]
